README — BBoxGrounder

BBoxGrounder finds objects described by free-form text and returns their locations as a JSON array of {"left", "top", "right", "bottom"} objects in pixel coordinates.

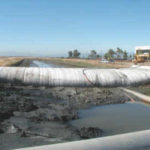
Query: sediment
[{"left": 0, "top": 83, "right": 130, "bottom": 149}]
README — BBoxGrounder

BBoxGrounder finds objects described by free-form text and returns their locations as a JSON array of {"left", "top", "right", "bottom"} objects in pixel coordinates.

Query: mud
[{"left": 0, "top": 83, "right": 130, "bottom": 150}]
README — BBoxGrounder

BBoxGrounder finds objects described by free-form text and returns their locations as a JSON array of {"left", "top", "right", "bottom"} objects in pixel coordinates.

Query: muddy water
[
  {"left": 30, "top": 60, "right": 63, "bottom": 68},
  {"left": 70, "top": 102, "right": 150, "bottom": 136}
]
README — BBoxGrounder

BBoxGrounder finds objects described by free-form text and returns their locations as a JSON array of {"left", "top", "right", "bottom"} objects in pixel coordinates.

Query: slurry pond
[
  {"left": 70, "top": 102, "right": 150, "bottom": 136},
  {"left": 26, "top": 60, "right": 150, "bottom": 137},
  {"left": 29, "top": 60, "right": 150, "bottom": 136},
  {"left": 1, "top": 59, "right": 148, "bottom": 150}
]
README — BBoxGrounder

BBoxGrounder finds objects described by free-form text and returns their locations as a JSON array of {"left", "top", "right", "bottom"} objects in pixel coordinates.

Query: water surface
[
  {"left": 70, "top": 102, "right": 150, "bottom": 136},
  {"left": 30, "top": 60, "right": 63, "bottom": 68}
]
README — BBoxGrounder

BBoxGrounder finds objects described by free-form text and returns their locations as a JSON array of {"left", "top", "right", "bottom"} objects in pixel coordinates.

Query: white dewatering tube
[
  {"left": 16, "top": 129, "right": 150, "bottom": 150},
  {"left": 0, "top": 67, "right": 150, "bottom": 87}
]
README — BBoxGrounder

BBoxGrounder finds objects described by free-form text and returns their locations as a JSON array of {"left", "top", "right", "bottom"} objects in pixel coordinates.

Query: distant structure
[{"left": 134, "top": 46, "right": 150, "bottom": 63}]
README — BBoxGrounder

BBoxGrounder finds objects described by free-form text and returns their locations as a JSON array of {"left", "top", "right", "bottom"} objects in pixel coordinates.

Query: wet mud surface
[{"left": 0, "top": 83, "right": 130, "bottom": 150}]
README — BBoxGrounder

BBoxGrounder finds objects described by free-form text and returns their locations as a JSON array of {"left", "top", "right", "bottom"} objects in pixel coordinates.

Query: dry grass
[
  {"left": 1, "top": 56, "right": 149, "bottom": 68},
  {"left": 38, "top": 57, "right": 133, "bottom": 69},
  {"left": 62, "top": 58, "right": 133, "bottom": 68},
  {"left": 0, "top": 57, "right": 23, "bottom": 66},
  {"left": 139, "top": 62, "right": 150, "bottom": 66}
]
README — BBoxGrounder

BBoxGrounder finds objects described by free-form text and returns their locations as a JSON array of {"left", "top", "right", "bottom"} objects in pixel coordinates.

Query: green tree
[
  {"left": 88, "top": 50, "right": 98, "bottom": 59},
  {"left": 97, "top": 54, "right": 101, "bottom": 58},
  {"left": 123, "top": 51, "right": 128, "bottom": 60},
  {"left": 116, "top": 47, "right": 124, "bottom": 59},
  {"left": 104, "top": 49, "right": 115, "bottom": 60},
  {"left": 108, "top": 49, "right": 115, "bottom": 59},
  {"left": 73, "top": 49, "right": 80, "bottom": 58},
  {"left": 104, "top": 53, "right": 110, "bottom": 60},
  {"left": 68, "top": 51, "right": 73, "bottom": 58}
]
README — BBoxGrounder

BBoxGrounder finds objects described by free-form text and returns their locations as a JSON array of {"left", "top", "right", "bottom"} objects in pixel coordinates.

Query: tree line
[
  {"left": 68, "top": 49, "right": 80, "bottom": 58},
  {"left": 68, "top": 48, "right": 132, "bottom": 60},
  {"left": 104, "top": 48, "right": 128, "bottom": 60}
]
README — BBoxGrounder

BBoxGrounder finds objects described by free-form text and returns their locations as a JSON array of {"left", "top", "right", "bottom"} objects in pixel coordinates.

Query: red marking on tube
[{"left": 83, "top": 69, "right": 95, "bottom": 86}]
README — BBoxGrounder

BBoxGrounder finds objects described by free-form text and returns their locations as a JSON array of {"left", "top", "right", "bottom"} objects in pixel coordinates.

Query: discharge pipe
[
  {"left": 0, "top": 67, "right": 150, "bottom": 87},
  {"left": 16, "top": 129, "right": 150, "bottom": 150},
  {"left": 121, "top": 88, "right": 150, "bottom": 103}
]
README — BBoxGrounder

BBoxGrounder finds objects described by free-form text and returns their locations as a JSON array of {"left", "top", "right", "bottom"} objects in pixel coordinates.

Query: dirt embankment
[
  {"left": 35, "top": 57, "right": 133, "bottom": 68},
  {"left": 128, "top": 85, "right": 150, "bottom": 96},
  {"left": 15, "top": 57, "right": 134, "bottom": 68},
  {"left": 1, "top": 57, "right": 150, "bottom": 68},
  {"left": 0, "top": 57, "right": 24, "bottom": 67}
]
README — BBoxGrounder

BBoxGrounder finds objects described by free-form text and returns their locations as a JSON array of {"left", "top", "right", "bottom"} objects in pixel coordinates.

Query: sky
[{"left": 0, "top": 0, "right": 150, "bottom": 57}]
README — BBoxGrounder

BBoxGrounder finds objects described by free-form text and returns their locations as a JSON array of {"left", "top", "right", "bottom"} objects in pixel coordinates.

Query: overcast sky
[{"left": 0, "top": 0, "right": 150, "bottom": 56}]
